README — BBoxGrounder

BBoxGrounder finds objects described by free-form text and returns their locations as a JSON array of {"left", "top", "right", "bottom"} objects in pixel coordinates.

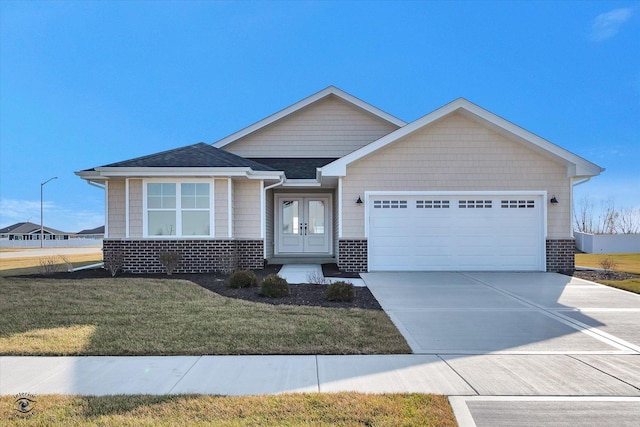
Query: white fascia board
[
  {"left": 75, "top": 170, "right": 105, "bottom": 181},
  {"left": 282, "top": 179, "right": 322, "bottom": 187},
  {"left": 321, "top": 98, "right": 604, "bottom": 178},
  {"left": 212, "top": 86, "right": 406, "bottom": 148},
  {"left": 90, "top": 167, "right": 285, "bottom": 180},
  {"left": 246, "top": 171, "right": 286, "bottom": 180}
]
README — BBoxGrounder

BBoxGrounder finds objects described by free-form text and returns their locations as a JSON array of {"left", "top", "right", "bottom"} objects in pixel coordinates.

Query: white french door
[{"left": 276, "top": 196, "right": 330, "bottom": 254}]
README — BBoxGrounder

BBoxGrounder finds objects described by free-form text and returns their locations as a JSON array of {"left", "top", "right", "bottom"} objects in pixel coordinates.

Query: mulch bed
[
  {"left": 571, "top": 270, "right": 639, "bottom": 282},
  {"left": 21, "top": 264, "right": 382, "bottom": 310}
]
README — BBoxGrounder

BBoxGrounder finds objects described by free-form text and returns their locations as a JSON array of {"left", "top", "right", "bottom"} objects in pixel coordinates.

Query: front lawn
[
  {"left": 575, "top": 253, "right": 640, "bottom": 275},
  {"left": 0, "top": 276, "right": 410, "bottom": 355},
  {"left": 0, "top": 393, "right": 456, "bottom": 426}
]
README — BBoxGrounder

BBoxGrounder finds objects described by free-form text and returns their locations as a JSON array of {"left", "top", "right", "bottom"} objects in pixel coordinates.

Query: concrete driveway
[{"left": 361, "top": 271, "right": 640, "bottom": 426}]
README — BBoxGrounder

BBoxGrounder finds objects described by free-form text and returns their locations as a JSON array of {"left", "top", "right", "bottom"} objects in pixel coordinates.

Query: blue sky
[{"left": 1, "top": 0, "right": 638, "bottom": 232}]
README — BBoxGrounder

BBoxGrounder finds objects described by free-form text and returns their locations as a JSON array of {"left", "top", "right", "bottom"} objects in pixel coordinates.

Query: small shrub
[
  {"left": 228, "top": 270, "right": 258, "bottom": 288},
  {"left": 216, "top": 248, "right": 239, "bottom": 275},
  {"left": 259, "top": 274, "right": 290, "bottom": 298},
  {"left": 59, "top": 255, "right": 73, "bottom": 272},
  {"left": 159, "top": 251, "right": 181, "bottom": 275},
  {"left": 306, "top": 270, "right": 328, "bottom": 285},
  {"left": 37, "top": 256, "right": 62, "bottom": 275},
  {"left": 325, "top": 281, "right": 355, "bottom": 302},
  {"left": 600, "top": 257, "right": 618, "bottom": 274},
  {"left": 105, "top": 251, "right": 124, "bottom": 277}
]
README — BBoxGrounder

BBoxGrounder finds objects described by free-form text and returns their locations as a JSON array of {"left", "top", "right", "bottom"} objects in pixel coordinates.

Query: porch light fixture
[
  {"left": 550, "top": 196, "right": 558, "bottom": 204},
  {"left": 356, "top": 196, "right": 363, "bottom": 205}
]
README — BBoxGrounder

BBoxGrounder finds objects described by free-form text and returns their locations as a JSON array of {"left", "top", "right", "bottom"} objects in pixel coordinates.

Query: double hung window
[{"left": 146, "top": 182, "right": 211, "bottom": 237}]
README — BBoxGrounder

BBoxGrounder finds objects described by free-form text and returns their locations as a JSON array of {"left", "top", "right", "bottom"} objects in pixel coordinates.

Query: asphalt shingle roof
[
  {"left": 0, "top": 222, "right": 68, "bottom": 235},
  {"left": 247, "top": 158, "right": 338, "bottom": 179},
  {"left": 94, "top": 143, "right": 277, "bottom": 171}
]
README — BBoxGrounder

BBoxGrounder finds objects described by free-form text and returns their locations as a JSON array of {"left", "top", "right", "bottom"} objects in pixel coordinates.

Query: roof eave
[{"left": 76, "top": 167, "right": 284, "bottom": 180}]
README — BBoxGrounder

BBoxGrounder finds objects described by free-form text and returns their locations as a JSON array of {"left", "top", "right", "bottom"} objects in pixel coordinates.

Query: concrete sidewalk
[
  {"left": 0, "top": 354, "right": 473, "bottom": 396},
  {"left": 3, "top": 353, "right": 640, "bottom": 397},
  {"left": 2, "top": 354, "right": 640, "bottom": 426}
]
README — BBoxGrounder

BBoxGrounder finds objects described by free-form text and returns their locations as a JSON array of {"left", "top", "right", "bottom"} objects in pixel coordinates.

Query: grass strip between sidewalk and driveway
[
  {"left": 1, "top": 393, "right": 456, "bottom": 426},
  {"left": 0, "top": 276, "right": 410, "bottom": 355},
  {"left": 600, "top": 278, "right": 640, "bottom": 294}
]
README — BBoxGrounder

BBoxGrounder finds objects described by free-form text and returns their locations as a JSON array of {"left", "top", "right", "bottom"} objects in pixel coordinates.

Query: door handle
[
  {"left": 304, "top": 223, "right": 308, "bottom": 235},
  {"left": 299, "top": 223, "right": 303, "bottom": 235}
]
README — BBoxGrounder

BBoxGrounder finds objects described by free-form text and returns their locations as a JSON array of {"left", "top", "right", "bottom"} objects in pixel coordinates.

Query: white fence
[
  {"left": 575, "top": 232, "right": 640, "bottom": 254},
  {"left": 0, "top": 238, "right": 103, "bottom": 248}
]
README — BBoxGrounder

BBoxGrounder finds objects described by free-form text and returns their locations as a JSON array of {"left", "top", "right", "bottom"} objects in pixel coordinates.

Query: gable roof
[
  {"left": 320, "top": 98, "right": 605, "bottom": 179},
  {"left": 212, "top": 86, "right": 407, "bottom": 149},
  {"left": 0, "top": 222, "right": 68, "bottom": 235},
  {"left": 77, "top": 143, "right": 283, "bottom": 180}
]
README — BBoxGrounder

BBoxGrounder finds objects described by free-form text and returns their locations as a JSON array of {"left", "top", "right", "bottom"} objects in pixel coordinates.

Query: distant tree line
[{"left": 574, "top": 197, "right": 640, "bottom": 234}]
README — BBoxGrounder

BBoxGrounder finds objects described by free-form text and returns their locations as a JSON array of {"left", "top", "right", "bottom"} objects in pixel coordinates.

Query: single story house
[
  {"left": 0, "top": 222, "right": 71, "bottom": 241},
  {"left": 76, "top": 86, "right": 603, "bottom": 274},
  {"left": 76, "top": 226, "right": 105, "bottom": 239}
]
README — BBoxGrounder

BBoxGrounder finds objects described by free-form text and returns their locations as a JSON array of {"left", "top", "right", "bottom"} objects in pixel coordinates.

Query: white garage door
[{"left": 368, "top": 193, "right": 545, "bottom": 271}]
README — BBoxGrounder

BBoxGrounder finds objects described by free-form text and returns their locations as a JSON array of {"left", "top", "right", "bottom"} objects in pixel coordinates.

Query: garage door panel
[{"left": 368, "top": 194, "right": 544, "bottom": 271}]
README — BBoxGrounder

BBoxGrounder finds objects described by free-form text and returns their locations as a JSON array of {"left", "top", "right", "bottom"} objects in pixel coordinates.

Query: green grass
[
  {"left": 1, "top": 393, "right": 456, "bottom": 426},
  {"left": 600, "top": 278, "right": 640, "bottom": 294},
  {"left": 575, "top": 253, "right": 640, "bottom": 275},
  {"left": 0, "top": 276, "right": 410, "bottom": 355}
]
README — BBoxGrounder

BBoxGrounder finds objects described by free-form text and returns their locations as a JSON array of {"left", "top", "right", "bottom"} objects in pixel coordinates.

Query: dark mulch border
[
  {"left": 15, "top": 264, "right": 381, "bottom": 310},
  {"left": 571, "top": 269, "right": 640, "bottom": 282}
]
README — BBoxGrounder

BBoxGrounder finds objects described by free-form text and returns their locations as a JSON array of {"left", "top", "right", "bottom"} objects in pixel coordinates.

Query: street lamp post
[{"left": 40, "top": 176, "right": 58, "bottom": 248}]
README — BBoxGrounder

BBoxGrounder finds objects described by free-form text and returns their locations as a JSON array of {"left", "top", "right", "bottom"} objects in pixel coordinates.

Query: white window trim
[
  {"left": 125, "top": 178, "right": 130, "bottom": 238},
  {"left": 104, "top": 181, "right": 109, "bottom": 238},
  {"left": 142, "top": 178, "right": 215, "bottom": 238}
]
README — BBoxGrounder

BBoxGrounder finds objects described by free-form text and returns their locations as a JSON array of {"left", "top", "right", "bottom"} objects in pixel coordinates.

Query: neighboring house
[
  {"left": 75, "top": 226, "right": 105, "bottom": 239},
  {"left": 0, "top": 222, "right": 71, "bottom": 241},
  {"left": 76, "top": 86, "right": 604, "bottom": 274}
]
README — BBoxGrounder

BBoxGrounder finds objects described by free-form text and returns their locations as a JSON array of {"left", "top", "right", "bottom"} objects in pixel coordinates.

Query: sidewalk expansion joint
[
  {"left": 437, "top": 354, "right": 479, "bottom": 396},
  {"left": 166, "top": 355, "right": 202, "bottom": 394},
  {"left": 567, "top": 354, "right": 640, "bottom": 394}
]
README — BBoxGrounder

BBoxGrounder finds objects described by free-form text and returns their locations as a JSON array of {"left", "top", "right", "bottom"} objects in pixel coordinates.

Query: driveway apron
[{"left": 362, "top": 271, "right": 640, "bottom": 426}]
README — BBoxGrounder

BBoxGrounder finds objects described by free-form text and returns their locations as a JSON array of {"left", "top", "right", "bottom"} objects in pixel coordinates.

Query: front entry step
[
  {"left": 278, "top": 265, "right": 323, "bottom": 283},
  {"left": 267, "top": 257, "right": 336, "bottom": 265}
]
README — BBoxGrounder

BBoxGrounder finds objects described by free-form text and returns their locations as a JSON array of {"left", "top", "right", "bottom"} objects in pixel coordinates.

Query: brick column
[
  {"left": 546, "top": 238, "right": 575, "bottom": 273},
  {"left": 338, "top": 239, "right": 368, "bottom": 273}
]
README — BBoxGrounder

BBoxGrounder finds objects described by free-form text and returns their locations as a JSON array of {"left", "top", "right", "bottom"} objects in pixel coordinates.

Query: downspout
[
  {"left": 87, "top": 180, "right": 105, "bottom": 190},
  {"left": 85, "top": 180, "right": 106, "bottom": 238},
  {"left": 263, "top": 175, "right": 285, "bottom": 259},
  {"left": 264, "top": 176, "right": 285, "bottom": 192},
  {"left": 572, "top": 177, "right": 591, "bottom": 187},
  {"left": 570, "top": 177, "right": 592, "bottom": 239}
]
